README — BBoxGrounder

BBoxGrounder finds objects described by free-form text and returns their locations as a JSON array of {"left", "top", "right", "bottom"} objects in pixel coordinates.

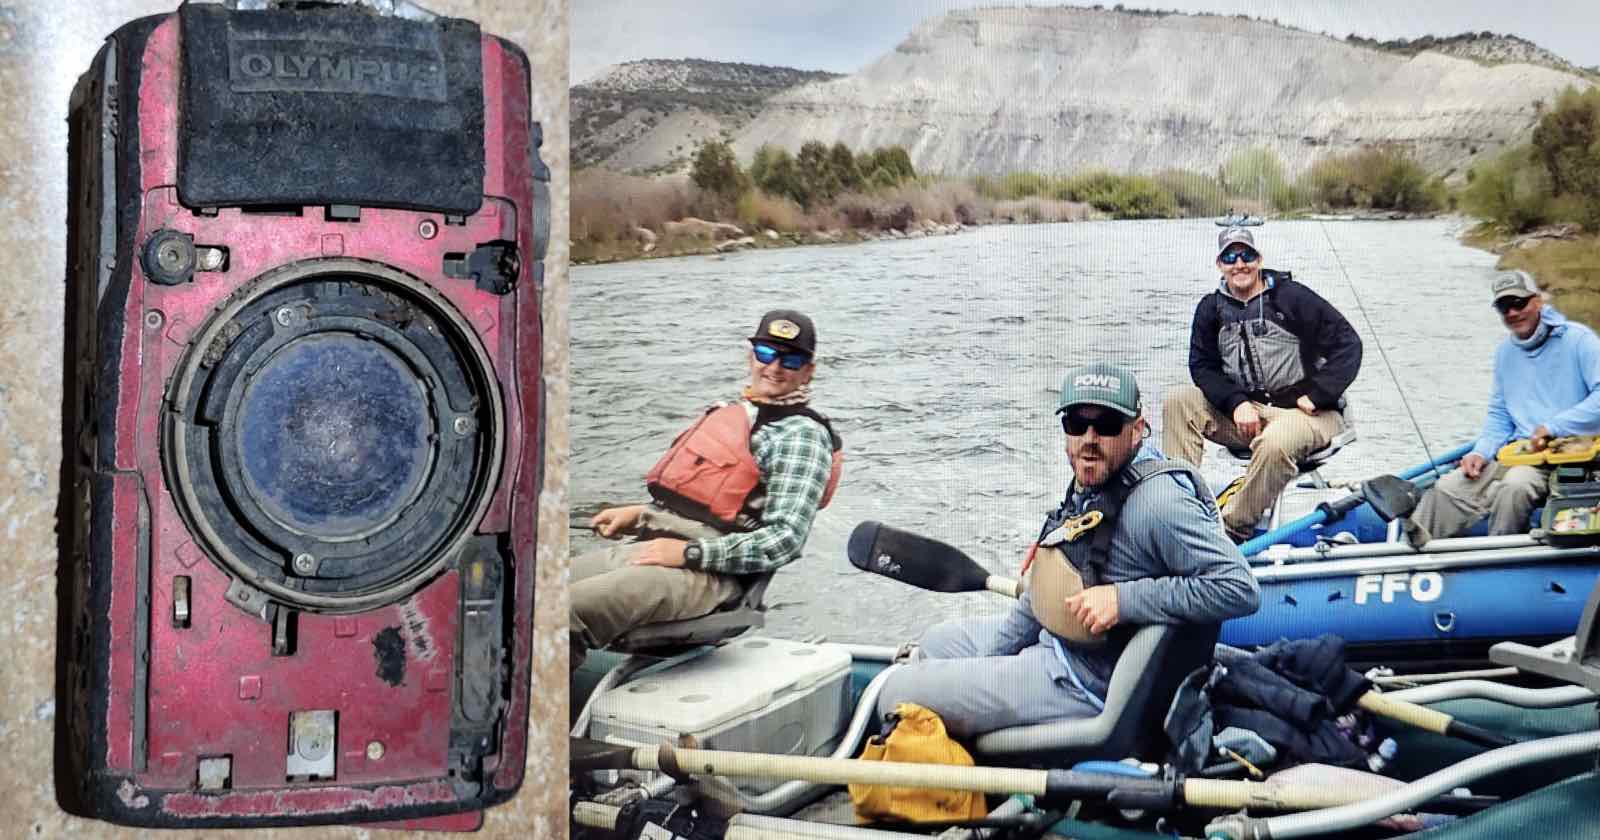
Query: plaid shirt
[{"left": 684, "top": 409, "right": 834, "bottom": 576}]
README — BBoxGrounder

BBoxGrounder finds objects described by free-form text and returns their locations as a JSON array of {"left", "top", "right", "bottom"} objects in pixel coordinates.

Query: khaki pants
[
  {"left": 1411, "top": 462, "right": 1552, "bottom": 539},
  {"left": 569, "top": 507, "right": 743, "bottom": 670},
  {"left": 1162, "top": 384, "right": 1346, "bottom": 536}
]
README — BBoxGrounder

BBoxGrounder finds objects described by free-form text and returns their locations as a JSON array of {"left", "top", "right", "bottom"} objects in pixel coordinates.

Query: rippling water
[{"left": 571, "top": 219, "right": 1507, "bottom": 644}]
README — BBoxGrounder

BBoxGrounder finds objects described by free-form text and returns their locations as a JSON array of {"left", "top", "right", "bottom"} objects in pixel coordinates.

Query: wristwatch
[{"left": 683, "top": 543, "right": 703, "bottom": 566}]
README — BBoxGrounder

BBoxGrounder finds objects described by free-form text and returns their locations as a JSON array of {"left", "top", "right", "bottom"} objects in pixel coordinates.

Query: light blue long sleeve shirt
[
  {"left": 968, "top": 444, "right": 1260, "bottom": 699},
  {"left": 1470, "top": 307, "right": 1600, "bottom": 461}
]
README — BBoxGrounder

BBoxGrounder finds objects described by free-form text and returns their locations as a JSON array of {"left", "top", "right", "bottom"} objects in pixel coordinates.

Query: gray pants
[
  {"left": 570, "top": 507, "right": 744, "bottom": 670},
  {"left": 1412, "top": 462, "right": 1552, "bottom": 539},
  {"left": 873, "top": 615, "right": 1102, "bottom": 739}
]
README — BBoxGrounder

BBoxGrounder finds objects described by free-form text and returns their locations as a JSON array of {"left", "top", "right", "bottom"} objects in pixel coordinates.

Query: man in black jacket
[{"left": 1163, "top": 227, "right": 1363, "bottom": 541}]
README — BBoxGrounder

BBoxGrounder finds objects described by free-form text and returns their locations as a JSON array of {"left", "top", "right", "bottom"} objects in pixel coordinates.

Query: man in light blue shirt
[{"left": 1411, "top": 271, "right": 1600, "bottom": 540}]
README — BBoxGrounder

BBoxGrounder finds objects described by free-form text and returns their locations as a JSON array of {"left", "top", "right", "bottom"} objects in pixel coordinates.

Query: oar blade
[{"left": 847, "top": 521, "right": 992, "bottom": 593}]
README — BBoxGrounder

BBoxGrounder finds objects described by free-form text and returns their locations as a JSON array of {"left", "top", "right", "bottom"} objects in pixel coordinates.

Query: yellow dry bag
[{"left": 848, "top": 702, "right": 990, "bottom": 824}]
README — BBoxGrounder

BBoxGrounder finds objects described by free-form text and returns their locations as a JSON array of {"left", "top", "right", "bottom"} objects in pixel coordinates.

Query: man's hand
[
  {"left": 1296, "top": 394, "right": 1318, "bottom": 416},
  {"left": 592, "top": 504, "right": 646, "bottom": 539},
  {"left": 1461, "top": 453, "right": 1489, "bottom": 481},
  {"left": 629, "top": 538, "right": 688, "bottom": 568},
  {"left": 1063, "top": 585, "right": 1120, "bottom": 636},
  {"left": 1232, "top": 402, "right": 1263, "bottom": 440},
  {"left": 1020, "top": 542, "right": 1040, "bottom": 577},
  {"left": 1530, "top": 424, "right": 1555, "bottom": 452}
]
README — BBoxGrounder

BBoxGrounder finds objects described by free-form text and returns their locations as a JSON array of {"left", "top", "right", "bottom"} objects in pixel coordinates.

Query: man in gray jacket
[{"left": 876, "top": 363, "right": 1261, "bottom": 737}]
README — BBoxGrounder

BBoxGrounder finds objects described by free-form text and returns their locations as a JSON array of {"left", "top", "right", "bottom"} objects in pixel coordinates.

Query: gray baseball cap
[
  {"left": 1217, "top": 227, "right": 1257, "bottom": 258},
  {"left": 1490, "top": 270, "right": 1540, "bottom": 304},
  {"left": 1057, "top": 363, "right": 1142, "bottom": 418}
]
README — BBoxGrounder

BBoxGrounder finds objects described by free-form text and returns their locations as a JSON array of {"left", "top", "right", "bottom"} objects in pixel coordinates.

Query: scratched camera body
[{"left": 60, "top": 2, "right": 547, "bottom": 828}]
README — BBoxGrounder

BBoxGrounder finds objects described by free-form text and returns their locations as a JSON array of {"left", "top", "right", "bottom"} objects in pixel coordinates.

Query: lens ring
[{"left": 162, "top": 258, "right": 502, "bottom": 613}]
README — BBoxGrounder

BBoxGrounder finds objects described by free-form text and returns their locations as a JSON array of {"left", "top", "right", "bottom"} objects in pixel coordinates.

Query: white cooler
[{"left": 587, "top": 637, "right": 854, "bottom": 793}]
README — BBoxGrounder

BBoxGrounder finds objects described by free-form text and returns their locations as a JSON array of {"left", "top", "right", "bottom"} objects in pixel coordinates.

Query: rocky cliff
[
  {"left": 573, "top": 59, "right": 841, "bottom": 171},
  {"left": 582, "top": 8, "right": 1594, "bottom": 181},
  {"left": 1350, "top": 31, "right": 1597, "bottom": 78},
  {"left": 729, "top": 7, "right": 1593, "bottom": 181}
]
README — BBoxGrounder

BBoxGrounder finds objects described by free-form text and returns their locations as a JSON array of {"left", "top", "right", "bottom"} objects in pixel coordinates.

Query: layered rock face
[
  {"left": 729, "top": 7, "right": 1593, "bottom": 179},
  {"left": 574, "top": 59, "right": 841, "bottom": 170}
]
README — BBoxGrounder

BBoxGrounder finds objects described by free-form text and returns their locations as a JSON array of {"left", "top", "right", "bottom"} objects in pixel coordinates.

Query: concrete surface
[{"left": 0, "top": 0, "right": 570, "bottom": 837}]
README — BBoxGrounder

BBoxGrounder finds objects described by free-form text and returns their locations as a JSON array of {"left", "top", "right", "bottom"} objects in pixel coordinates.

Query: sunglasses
[
  {"left": 752, "top": 342, "right": 811, "bottom": 370},
  {"left": 1061, "top": 409, "right": 1129, "bottom": 437},
  {"left": 1219, "top": 247, "right": 1260, "bottom": 265},
  {"left": 1494, "top": 295, "right": 1534, "bottom": 315}
]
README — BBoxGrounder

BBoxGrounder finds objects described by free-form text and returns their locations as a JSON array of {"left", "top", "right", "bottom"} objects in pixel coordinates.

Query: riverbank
[
  {"left": 570, "top": 206, "right": 1450, "bottom": 266},
  {"left": 571, "top": 216, "right": 987, "bottom": 265},
  {"left": 1460, "top": 223, "right": 1600, "bottom": 326}
]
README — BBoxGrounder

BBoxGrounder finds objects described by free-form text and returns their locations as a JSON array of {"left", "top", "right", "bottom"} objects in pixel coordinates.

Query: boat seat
[
  {"left": 607, "top": 572, "right": 774, "bottom": 653},
  {"left": 971, "top": 622, "right": 1222, "bottom": 767},
  {"left": 1225, "top": 402, "right": 1357, "bottom": 475},
  {"left": 1491, "top": 579, "right": 1600, "bottom": 693}
]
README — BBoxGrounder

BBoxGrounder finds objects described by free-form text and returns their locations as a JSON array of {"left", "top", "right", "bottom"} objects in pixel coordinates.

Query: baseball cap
[
  {"left": 748, "top": 309, "right": 816, "bottom": 355},
  {"left": 1057, "top": 362, "right": 1142, "bottom": 418},
  {"left": 1216, "top": 227, "right": 1257, "bottom": 258},
  {"left": 1490, "top": 270, "right": 1540, "bottom": 304}
]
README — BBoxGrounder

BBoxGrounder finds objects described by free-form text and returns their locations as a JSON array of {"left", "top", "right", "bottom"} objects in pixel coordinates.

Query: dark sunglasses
[
  {"left": 752, "top": 342, "right": 811, "bottom": 370},
  {"left": 1494, "top": 295, "right": 1534, "bottom": 315},
  {"left": 1061, "top": 409, "right": 1128, "bottom": 437},
  {"left": 1219, "top": 247, "right": 1260, "bottom": 265}
]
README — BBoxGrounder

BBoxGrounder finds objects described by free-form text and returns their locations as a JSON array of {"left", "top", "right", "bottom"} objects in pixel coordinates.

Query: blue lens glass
[
  {"left": 1220, "top": 248, "right": 1259, "bottom": 265},
  {"left": 752, "top": 342, "right": 809, "bottom": 370}
]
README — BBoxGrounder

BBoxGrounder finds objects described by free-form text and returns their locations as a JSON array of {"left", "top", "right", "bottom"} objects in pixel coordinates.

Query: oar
[
  {"left": 845, "top": 520, "right": 1514, "bottom": 750},
  {"left": 847, "top": 520, "right": 1022, "bottom": 597},
  {"left": 1239, "top": 442, "right": 1472, "bottom": 557},
  {"left": 571, "top": 737, "right": 1495, "bottom": 816}
]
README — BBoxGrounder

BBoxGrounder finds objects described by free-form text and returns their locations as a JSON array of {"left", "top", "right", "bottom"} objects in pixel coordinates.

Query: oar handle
[
  {"left": 1182, "top": 778, "right": 1372, "bottom": 812},
  {"left": 985, "top": 576, "right": 1022, "bottom": 597},
  {"left": 1356, "top": 692, "right": 1514, "bottom": 748}
]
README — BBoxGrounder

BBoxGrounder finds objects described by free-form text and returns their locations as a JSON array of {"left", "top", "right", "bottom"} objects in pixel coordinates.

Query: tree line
[
  {"left": 691, "top": 138, "right": 917, "bottom": 210},
  {"left": 1463, "top": 86, "right": 1600, "bottom": 233}
]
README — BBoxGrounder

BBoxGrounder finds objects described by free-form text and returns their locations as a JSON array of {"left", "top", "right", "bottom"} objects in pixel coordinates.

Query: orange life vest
[{"left": 645, "top": 402, "right": 843, "bottom": 529}]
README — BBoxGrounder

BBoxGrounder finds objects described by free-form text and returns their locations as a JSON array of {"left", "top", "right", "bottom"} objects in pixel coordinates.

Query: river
[{"left": 570, "top": 218, "right": 1508, "bottom": 645}]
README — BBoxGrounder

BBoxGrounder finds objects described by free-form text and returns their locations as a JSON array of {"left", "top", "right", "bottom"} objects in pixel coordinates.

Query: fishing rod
[
  {"left": 1237, "top": 443, "right": 1470, "bottom": 557},
  {"left": 1316, "top": 221, "right": 1446, "bottom": 481}
]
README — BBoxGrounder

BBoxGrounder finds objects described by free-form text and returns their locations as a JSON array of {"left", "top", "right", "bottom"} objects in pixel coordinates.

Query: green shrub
[
  {"left": 986, "top": 172, "right": 1057, "bottom": 199},
  {"left": 1221, "top": 147, "right": 1291, "bottom": 202},
  {"left": 689, "top": 139, "right": 746, "bottom": 200},
  {"left": 829, "top": 142, "right": 864, "bottom": 192},
  {"left": 1531, "top": 86, "right": 1600, "bottom": 229},
  {"left": 1054, "top": 170, "right": 1178, "bottom": 219},
  {"left": 1299, "top": 145, "right": 1443, "bottom": 212},
  {"left": 1153, "top": 169, "right": 1229, "bottom": 216},
  {"left": 1461, "top": 146, "right": 1556, "bottom": 232}
]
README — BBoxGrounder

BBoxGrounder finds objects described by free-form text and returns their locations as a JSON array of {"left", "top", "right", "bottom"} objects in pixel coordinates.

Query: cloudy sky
[{"left": 573, "top": 0, "right": 1600, "bottom": 84}]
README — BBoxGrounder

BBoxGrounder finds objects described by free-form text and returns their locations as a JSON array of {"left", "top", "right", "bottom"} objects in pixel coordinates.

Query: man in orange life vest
[{"left": 571, "top": 310, "right": 843, "bottom": 668}]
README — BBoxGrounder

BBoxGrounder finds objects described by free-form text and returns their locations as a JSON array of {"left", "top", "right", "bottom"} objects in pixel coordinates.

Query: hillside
[
  {"left": 1348, "top": 31, "right": 1597, "bottom": 79},
  {"left": 577, "top": 8, "right": 1595, "bottom": 181},
  {"left": 572, "top": 59, "right": 842, "bottom": 171}
]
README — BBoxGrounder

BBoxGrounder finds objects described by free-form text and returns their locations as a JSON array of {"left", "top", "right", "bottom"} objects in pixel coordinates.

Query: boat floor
[
  {"left": 792, "top": 773, "right": 1600, "bottom": 839},
  {"left": 768, "top": 698, "right": 1600, "bottom": 839}
]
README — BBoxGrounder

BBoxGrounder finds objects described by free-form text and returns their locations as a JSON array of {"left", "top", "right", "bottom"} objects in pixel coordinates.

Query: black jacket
[
  {"left": 1189, "top": 270, "right": 1363, "bottom": 413},
  {"left": 1165, "top": 635, "right": 1374, "bottom": 771}
]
